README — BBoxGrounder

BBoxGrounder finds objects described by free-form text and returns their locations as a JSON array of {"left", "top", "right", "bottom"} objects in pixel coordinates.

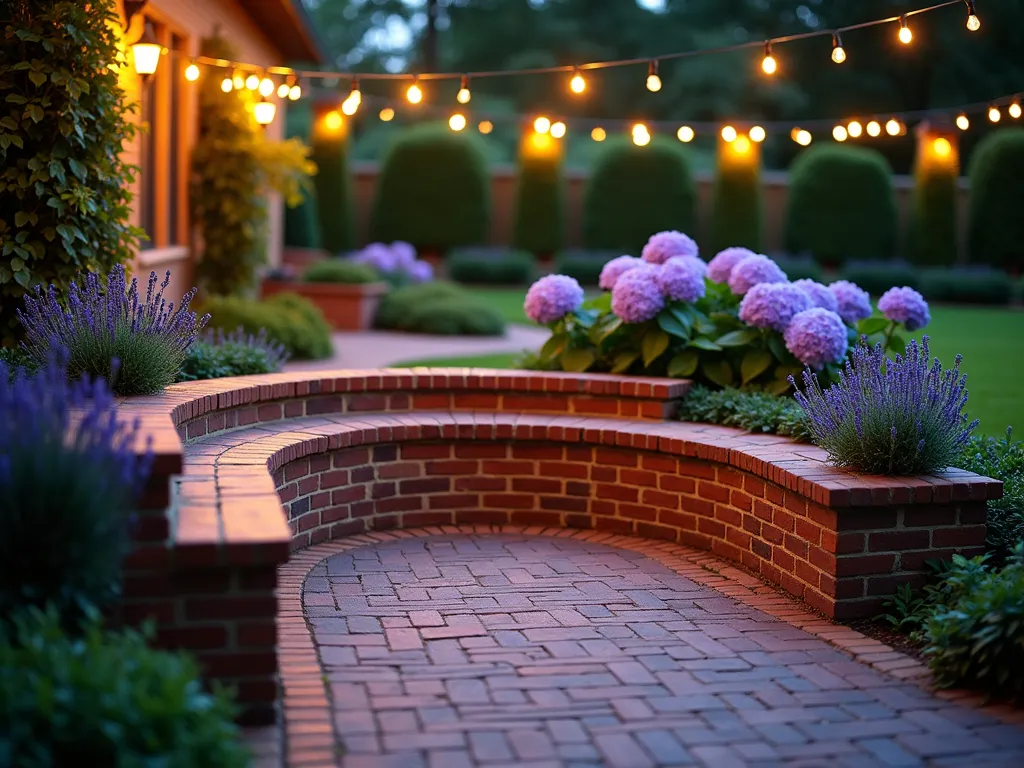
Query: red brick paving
[{"left": 254, "top": 529, "right": 1024, "bottom": 768}]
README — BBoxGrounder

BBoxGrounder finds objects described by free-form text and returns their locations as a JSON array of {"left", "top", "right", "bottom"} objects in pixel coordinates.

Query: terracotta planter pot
[{"left": 260, "top": 280, "right": 388, "bottom": 331}]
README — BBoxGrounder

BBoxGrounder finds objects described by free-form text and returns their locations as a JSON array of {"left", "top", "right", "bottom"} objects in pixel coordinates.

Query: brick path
[{"left": 296, "top": 533, "right": 1024, "bottom": 768}]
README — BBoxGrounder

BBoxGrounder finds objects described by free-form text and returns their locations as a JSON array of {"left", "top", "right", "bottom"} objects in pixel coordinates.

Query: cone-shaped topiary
[
  {"left": 909, "top": 133, "right": 958, "bottom": 266},
  {"left": 784, "top": 145, "right": 897, "bottom": 265},
  {"left": 311, "top": 108, "right": 355, "bottom": 254},
  {"left": 583, "top": 138, "right": 696, "bottom": 254},
  {"left": 371, "top": 124, "right": 489, "bottom": 253},
  {"left": 512, "top": 142, "right": 564, "bottom": 255},
  {"left": 709, "top": 139, "right": 763, "bottom": 253},
  {"left": 284, "top": 104, "right": 321, "bottom": 249},
  {"left": 968, "top": 128, "right": 1024, "bottom": 272}
]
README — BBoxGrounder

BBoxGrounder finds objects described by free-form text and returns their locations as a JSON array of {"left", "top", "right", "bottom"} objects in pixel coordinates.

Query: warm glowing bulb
[
  {"left": 379, "top": 107, "right": 395, "bottom": 122},
  {"left": 349, "top": 87, "right": 362, "bottom": 106},
  {"left": 989, "top": 106, "right": 1001, "bottom": 123},
  {"left": 848, "top": 121, "right": 863, "bottom": 138},
  {"left": 406, "top": 82, "right": 423, "bottom": 104},
  {"left": 289, "top": 84, "right": 301, "bottom": 101},
  {"left": 232, "top": 72, "right": 245, "bottom": 90},
  {"left": 795, "top": 129, "right": 812, "bottom": 146},
  {"left": 534, "top": 116, "right": 551, "bottom": 134},
  {"left": 885, "top": 119, "right": 901, "bottom": 136},
  {"left": 591, "top": 127, "right": 607, "bottom": 142},
  {"left": 632, "top": 124, "right": 651, "bottom": 146},
  {"left": 721, "top": 125, "right": 737, "bottom": 143},
  {"left": 1010, "top": 103, "right": 1022, "bottom": 119},
  {"left": 185, "top": 62, "right": 200, "bottom": 82},
  {"left": 449, "top": 113, "right": 466, "bottom": 131},
  {"left": 866, "top": 120, "right": 882, "bottom": 137},
  {"left": 221, "top": 77, "right": 233, "bottom": 93},
  {"left": 323, "top": 111, "right": 343, "bottom": 132},
  {"left": 550, "top": 121, "right": 566, "bottom": 139},
  {"left": 341, "top": 96, "right": 358, "bottom": 116},
  {"left": 761, "top": 54, "right": 777, "bottom": 75},
  {"left": 831, "top": 33, "right": 846, "bottom": 64},
  {"left": 833, "top": 125, "right": 848, "bottom": 142},
  {"left": 967, "top": 4, "right": 981, "bottom": 32},
  {"left": 677, "top": 126, "right": 694, "bottom": 143},
  {"left": 956, "top": 113, "right": 970, "bottom": 131},
  {"left": 253, "top": 99, "right": 276, "bottom": 126},
  {"left": 259, "top": 77, "right": 274, "bottom": 97},
  {"left": 570, "top": 70, "right": 586, "bottom": 94},
  {"left": 245, "top": 73, "right": 260, "bottom": 90},
  {"left": 457, "top": 87, "right": 471, "bottom": 104},
  {"left": 646, "top": 73, "right": 662, "bottom": 92},
  {"left": 277, "top": 82, "right": 290, "bottom": 98},
  {"left": 898, "top": 18, "right": 913, "bottom": 45},
  {"left": 733, "top": 136, "right": 752, "bottom": 154},
  {"left": 749, "top": 125, "right": 766, "bottom": 143},
  {"left": 478, "top": 120, "right": 493, "bottom": 134},
  {"left": 932, "top": 137, "right": 952, "bottom": 157}
]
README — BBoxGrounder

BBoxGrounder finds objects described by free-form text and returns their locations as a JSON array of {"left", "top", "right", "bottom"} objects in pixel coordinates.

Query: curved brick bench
[{"left": 116, "top": 369, "right": 1000, "bottom": 724}]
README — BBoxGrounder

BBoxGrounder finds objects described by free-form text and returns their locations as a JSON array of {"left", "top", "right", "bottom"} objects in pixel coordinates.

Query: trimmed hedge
[
  {"left": 968, "top": 129, "right": 1024, "bottom": 272},
  {"left": 375, "top": 282, "right": 504, "bottom": 336},
  {"left": 784, "top": 145, "right": 898, "bottom": 265},
  {"left": 201, "top": 293, "right": 332, "bottom": 360},
  {"left": 910, "top": 141, "right": 958, "bottom": 267},
  {"left": 553, "top": 249, "right": 621, "bottom": 286},
  {"left": 770, "top": 254, "right": 823, "bottom": 282},
  {"left": 284, "top": 104, "right": 321, "bottom": 249},
  {"left": 512, "top": 150, "right": 564, "bottom": 255},
  {"left": 447, "top": 248, "right": 536, "bottom": 285},
  {"left": 371, "top": 124, "right": 490, "bottom": 252},
  {"left": 583, "top": 137, "right": 696, "bottom": 254},
  {"left": 302, "top": 259, "right": 378, "bottom": 284},
  {"left": 709, "top": 141, "right": 762, "bottom": 253},
  {"left": 919, "top": 267, "right": 1014, "bottom": 305},
  {"left": 837, "top": 261, "right": 919, "bottom": 296},
  {"left": 311, "top": 116, "right": 355, "bottom": 253}
]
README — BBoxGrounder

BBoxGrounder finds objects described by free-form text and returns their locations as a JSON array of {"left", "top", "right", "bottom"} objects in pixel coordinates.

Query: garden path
[
  {"left": 266, "top": 531, "right": 1024, "bottom": 768},
  {"left": 283, "top": 325, "right": 548, "bottom": 371}
]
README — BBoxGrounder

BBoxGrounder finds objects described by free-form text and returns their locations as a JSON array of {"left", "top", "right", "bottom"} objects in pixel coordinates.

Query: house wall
[{"left": 116, "top": 0, "right": 289, "bottom": 302}]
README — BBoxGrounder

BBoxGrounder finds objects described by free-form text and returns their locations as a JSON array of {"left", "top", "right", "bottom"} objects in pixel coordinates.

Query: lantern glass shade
[
  {"left": 254, "top": 100, "right": 277, "bottom": 126},
  {"left": 131, "top": 23, "right": 163, "bottom": 77}
]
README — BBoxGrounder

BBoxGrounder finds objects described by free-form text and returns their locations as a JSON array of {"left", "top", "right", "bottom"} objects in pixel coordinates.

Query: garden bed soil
[
  {"left": 259, "top": 279, "right": 388, "bottom": 331},
  {"left": 849, "top": 619, "right": 926, "bottom": 659}
]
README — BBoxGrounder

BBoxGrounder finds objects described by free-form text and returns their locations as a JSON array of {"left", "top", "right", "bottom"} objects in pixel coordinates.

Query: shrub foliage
[
  {"left": 679, "top": 385, "right": 810, "bottom": 440},
  {"left": 375, "top": 282, "right": 505, "bottom": 336},
  {"left": 178, "top": 327, "right": 289, "bottom": 382},
  {"left": 968, "top": 128, "right": 1024, "bottom": 272},
  {"left": 201, "top": 293, "right": 332, "bottom": 360},
  {"left": 909, "top": 142, "right": 958, "bottom": 266},
  {"left": 512, "top": 149, "right": 564, "bottom": 255},
  {"left": 709, "top": 142, "right": 762, "bottom": 253},
  {"left": 302, "top": 259, "right": 378, "bottom": 284},
  {"left": 310, "top": 110, "right": 355, "bottom": 253},
  {"left": 447, "top": 248, "right": 536, "bottom": 285}
]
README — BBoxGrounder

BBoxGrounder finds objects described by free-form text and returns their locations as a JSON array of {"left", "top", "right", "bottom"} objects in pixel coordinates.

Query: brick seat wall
[{"left": 115, "top": 369, "right": 1001, "bottom": 724}]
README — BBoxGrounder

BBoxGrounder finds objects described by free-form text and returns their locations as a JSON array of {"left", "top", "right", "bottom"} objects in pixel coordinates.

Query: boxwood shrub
[
  {"left": 769, "top": 254, "right": 824, "bottom": 282},
  {"left": 310, "top": 111, "right": 355, "bottom": 254},
  {"left": 784, "top": 145, "right": 898, "bottom": 265},
  {"left": 375, "top": 282, "right": 504, "bottom": 336},
  {"left": 371, "top": 124, "right": 490, "bottom": 252},
  {"left": 512, "top": 150, "right": 564, "bottom": 255},
  {"left": 968, "top": 128, "right": 1024, "bottom": 271},
  {"left": 709, "top": 141, "right": 762, "bottom": 253},
  {"left": 447, "top": 248, "right": 536, "bottom": 285},
  {"left": 919, "top": 267, "right": 1014, "bottom": 305},
  {"left": 553, "top": 249, "right": 622, "bottom": 286},
  {"left": 302, "top": 259, "right": 378, "bottom": 284},
  {"left": 583, "top": 137, "right": 696, "bottom": 254},
  {"left": 284, "top": 104, "right": 321, "bottom": 249},
  {"left": 909, "top": 142, "right": 958, "bottom": 266},
  {"left": 837, "top": 260, "right": 919, "bottom": 296},
  {"left": 201, "top": 293, "right": 332, "bottom": 359}
]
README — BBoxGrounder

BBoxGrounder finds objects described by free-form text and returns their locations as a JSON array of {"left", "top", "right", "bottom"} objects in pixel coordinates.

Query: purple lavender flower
[
  {"left": 524, "top": 275, "right": 585, "bottom": 324},
  {"left": 878, "top": 286, "right": 931, "bottom": 331},
  {"left": 641, "top": 231, "right": 699, "bottom": 265},
  {"left": 790, "top": 336, "right": 977, "bottom": 475},
  {"left": 727, "top": 254, "right": 788, "bottom": 296},
  {"left": 784, "top": 308, "right": 849, "bottom": 369},
  {"left": 707, "top": 247, "right": 757, "bottom": 284},
  {"left": 655, "top": 257, "right": 707, "bottom": 303},
  {"left": 738, "top": 283, "right": 813, "bottom": 333},
  {"left": 611, "top": 265, "right": 664, "bottom": 323},
  {"left": 792, "top": 279, "right": 839, "bottom": 313},
  {"left": 828, "top": 280, "right": 873, "bottom": 326},
  {"left": 599, "top": 255, "right": 643, "bottom": 290}
]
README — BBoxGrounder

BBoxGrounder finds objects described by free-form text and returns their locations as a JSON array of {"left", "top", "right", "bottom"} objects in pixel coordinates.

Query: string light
[
  {"left": 591, "top": 127, "right": 607, "bottom": 142},
  {"left": 258, "top": 76, "right": 274, "bottom": 97},
  {"left": 988, "top": 105, "right": 1001, "bottom": 122},
  {"left": 848, "top": 120, "right": 863, "bottom": 138},
  {"left": 288, "top": 80, "right": 302, "bottom": 101},
  {"left": 956, "top": 113, "right": 970, "bottom": 130},
  {"left": 185, "top": 61, "right": 200, "bottom": 81},
  {"left": 831, "top": 33, "right": 846, "bottom": 64},
  {"left": 277, "top": 81, "right": 290, "bottom": 98},
  {"left": 632, "top": 122, "right": 650, "bottom": 146},
  {"left": 349, "top": 78, "right": 362, "bottom": 106},
  {"left": 550, "top": 121, "right": 567, "bottom": 138},
  {"left": 885, "top": 118, "right": 901, "bottom": 136},
  {"left": 833, "top": 125, "right": 849, "bottom": 142},
  {"left": 341, "top": 96, "right": 358, "bottom": 115},
  {"left": 793, "top": 129, "right": 812, "bottom": 146},
  {"left": 677, "top": 126, "right": 694, "bottom": 143},
  {"left": 478, "top": 120, "right": 493, "bottom": 134},
  {"left": 866, "top": 120, "right": 882, "bottom": 137},
  {"left": 379, "top": 107, "right": 395, "bottom": 121},
  {"left": 749, "top": 125, "right": 766, "bottom": 143},
  {"left": 253, "top": 98, "right": 276, "bottom": 126},
  {"left": 232, "top": 70, "right": 245, "bottom": 90},
  {"left": 646, "top": 61, "right": 662, "bottom": 92},
  {"left": 323, "top": 110, "right": 343, "bottom": 132},
  {"left": 449, "top": 113, "right": 467, "bottom": 131},
  {"left": 570, "top": 67, "right": 586, "bottom": 94},
  {"left": 898, "top": 16, "right": 913, "bottom": 45},
  {"left": 1010, "top": 101, "right": 1022, "bottom": 119},
  {"left": 933, "top": 137, "right": 952, "bottom": 157},
  {"left": 457, "top": 75, "right": 471, "bottom": 104},
  {"left": 245, "top": 73, "right": 260, "bottom": 90},
  {"left": 534, "top": 116, "right": 551, "bottom": 134},
  {"left": 721, "top": 125, "right": 737, "bottom": 143},
  {"left": 406, "top": 78, "right": 423, "bottom": 104},
  {"left": 965, "top": 1, "right": 981, "bottom": 31},
  {"left": 221, "top": 76, "right": 233, "bottom": 93},
  {"left": 761, "top": 41, "right": 777, "bottom": 75}
]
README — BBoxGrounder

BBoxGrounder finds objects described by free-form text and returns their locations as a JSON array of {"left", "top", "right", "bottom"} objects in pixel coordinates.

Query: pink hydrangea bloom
[
  {"left": 641, "top": 231, "right": 699, "bottom": 265},
  {"left": 707, "top": 247, "right": 757, "bottom": 284},
  {"left": 655, "top": 257, "right": 706, "bottom": 303},
  {"left": 523, "top": 275, "right": 584, "bottom": 324},
  {"left": 611, "top": 265, "right": 664, "bottom": 323},
  {"left": 598, "top": 255, "right": 643, "bottom": 290},
  {"left": 784, "top": 308, "right": 849, "bottom": 369},
  {"left": 727, "top": 254, "right": 788, "bottom": 296},
  {"left": 738, "top": 283, "right": 813, "bottom": 333}
]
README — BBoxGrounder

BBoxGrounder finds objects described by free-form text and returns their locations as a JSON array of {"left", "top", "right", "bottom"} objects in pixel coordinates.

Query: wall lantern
[
  {"left": 131, "top": 22, "right": 165, "bottom": 79},
  {"left": 254, "top": 98, "right": 277, "bottom": 127}
]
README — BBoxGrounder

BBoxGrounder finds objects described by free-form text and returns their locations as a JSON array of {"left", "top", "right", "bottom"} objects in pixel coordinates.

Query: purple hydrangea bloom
[
  {"left": 784, "top": 308, "right": 849, "bottom": 369},
  {"left": 654, "top": 257, "right": 707, "bottom": 303},
  {"left": 407, "top": 260, "right": 434, "bottom": 283},
  {"left": 641, "top": 231, "right": 699, "bottom": 265},
  {"left": 390, "top": 241, "right": 417, "bottom": 268},
  {"left": 611, "top": 265, "right": 664, "bottom": 323},
  {"left": 524, "top": 274, "right": 585, "bottom": 324},
  {"left": 878, "top": 286, "right": 931, "bottom": 331},
  {"left": 598, "top": 255, "right": 643, "bottom": 290},
  {"left": 828, "top": 280, "right": 873, "bottom": 326},
  {"left": 727, "top": 254, "right": 788, "bottom": 296},
  {"left": 792, "top": 279, "right": 839, "bottom": 313},
  {"left": 351, "top": 242, "right": 398, "bottom": 273},
  {"left": 738, "top": 282, "right": 813, "bottom": 332},
  {"left": 707, "top": 247, "right": 757, "bottom": 284}
]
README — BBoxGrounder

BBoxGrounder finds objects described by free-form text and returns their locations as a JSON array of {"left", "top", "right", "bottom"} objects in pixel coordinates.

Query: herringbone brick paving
[{"left": 297, "top": 534, "right": 1024, "bottom": 767}]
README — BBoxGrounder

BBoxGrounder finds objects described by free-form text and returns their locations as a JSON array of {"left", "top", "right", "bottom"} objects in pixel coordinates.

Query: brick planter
[
  {"left": 259, "top": 280, "right": 388, "bottom": 331},
  {"left": 115, "top": 370, "right": 1001, "bottom": 723}
]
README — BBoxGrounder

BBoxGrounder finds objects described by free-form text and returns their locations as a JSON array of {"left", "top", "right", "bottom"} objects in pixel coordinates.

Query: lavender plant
[
  {"left": 18, "top": 265, "right": 209, "bottom": 395},
  {"left": 0, "top": 358, "right": 152, "bottom": 621},
  {"left": 790, "top": 337, "right": 977, "bottom": 475},
  {"left": 178, "top": 327, "right": 290, "bottom": 382}
]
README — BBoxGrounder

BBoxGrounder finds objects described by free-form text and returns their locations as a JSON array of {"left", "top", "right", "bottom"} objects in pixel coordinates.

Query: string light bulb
[
  {"left": 277, "top": 81, "right": 290, "bottom": 99},
  {"left": 646, "top": 61, "right": 662, "bottom": 92},
  {"left": 591, "top": 127, "right": 607, "bottom": 142},
  {"left": 478, "top": 120, "right": 493, "bottom": 134},
  {"left": 245, "top": 73, "right": 260, "bottom": 90},
  {"left": 898, "top": 16, "right": 913, "bottom": 45},
  {"left": 323, "top": 111, "right": 343, "bottom": 132},
  {"left": 259, "top": 76, "right": 274, "bottom": 97},
  {"left": 349, "top": 78, "right": 362, "bottom": 106},
  {"left": 253, "top": 98, "right": 276, "bottom": 126},
  {"left": 721, "top": 125, "right": 737, "bottom": 143},
  {"left": 848, "top": 120, "right": 863, "bottom": 138},
  {"left": 989, "top": 105, "right": 1001, "bottom": 122},
  {"left": 288, "top": 81, "right": 302, "bottom": 101},
  {"left": 232, "top": 70, "right": 245, "bottom": 90},
  {"left": 550, "top": 121, "right": 567, "bottom": 139},
  {"left": 677, "top": 126, "right": 694, "bottom": 143},
  {"left": 885, "top": 118, "right": 901, "bottom": 136},
  {"left": 833, "top": 125, "right": 848, "bottom": 142},
  {"left": 761, "top": 41, "right": 777, "bottom": 75},
  {"left": 379, "top": 107, "right": 395, "bottom": 121},
  {"left": 220, "top": 76, "right": 233, "bottom": 93},
  {"left": 866, "top": 120, "right": 882, "bottom": 137},
  {"left": 570, "top": 67, "right": 586, "bottom": 94},
  {"left": 449, "top": 113, "right": 466, "bottom": 131},
  {"left": 749, "top": 125, "right": 766, "bottom": 143},
  {"left": 1010, "top": 102, "right": 1022, "bottom": 119},
  {"left": 341, "top": 95, "right": 358, "bottom": 115},
  {"left": 457, "top": 75, "right": 471, "bottom": 104},
  {"left": 965, "top": 1, "right": 981, "bottom": 31},
  {"left": 185, "top": 61, "right": 200, "bottom": 82},
  {"left": 534, "top": 116, "right": 551, "bottom": 134},
  {"left": 933, "top": 137, "right": 952, "bottom": 157},
  {"left": 831, "top": 33, "right": 846, "bottom": 64},
  {"left": 631, "top": 123, "right": 650, "bottom": 146},
  {"left": 794, "top": 129, "right": 812, "bottom": 146},
  {"left": 956, "top": 113, "right": 970, "bottom": 130},
  {"left": 406, "top": 78, "right": 423, "bottom": 104}
]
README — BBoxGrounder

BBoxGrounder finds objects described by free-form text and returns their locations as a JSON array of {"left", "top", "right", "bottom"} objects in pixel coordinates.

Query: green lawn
[{"left": 395, "top": 289, "right": 1024, "bottom": 437}]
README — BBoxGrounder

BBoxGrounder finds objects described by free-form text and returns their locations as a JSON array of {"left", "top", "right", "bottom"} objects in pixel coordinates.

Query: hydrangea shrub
[{"left": 349, "top": 241, "right": 433, "bottom": 286}]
